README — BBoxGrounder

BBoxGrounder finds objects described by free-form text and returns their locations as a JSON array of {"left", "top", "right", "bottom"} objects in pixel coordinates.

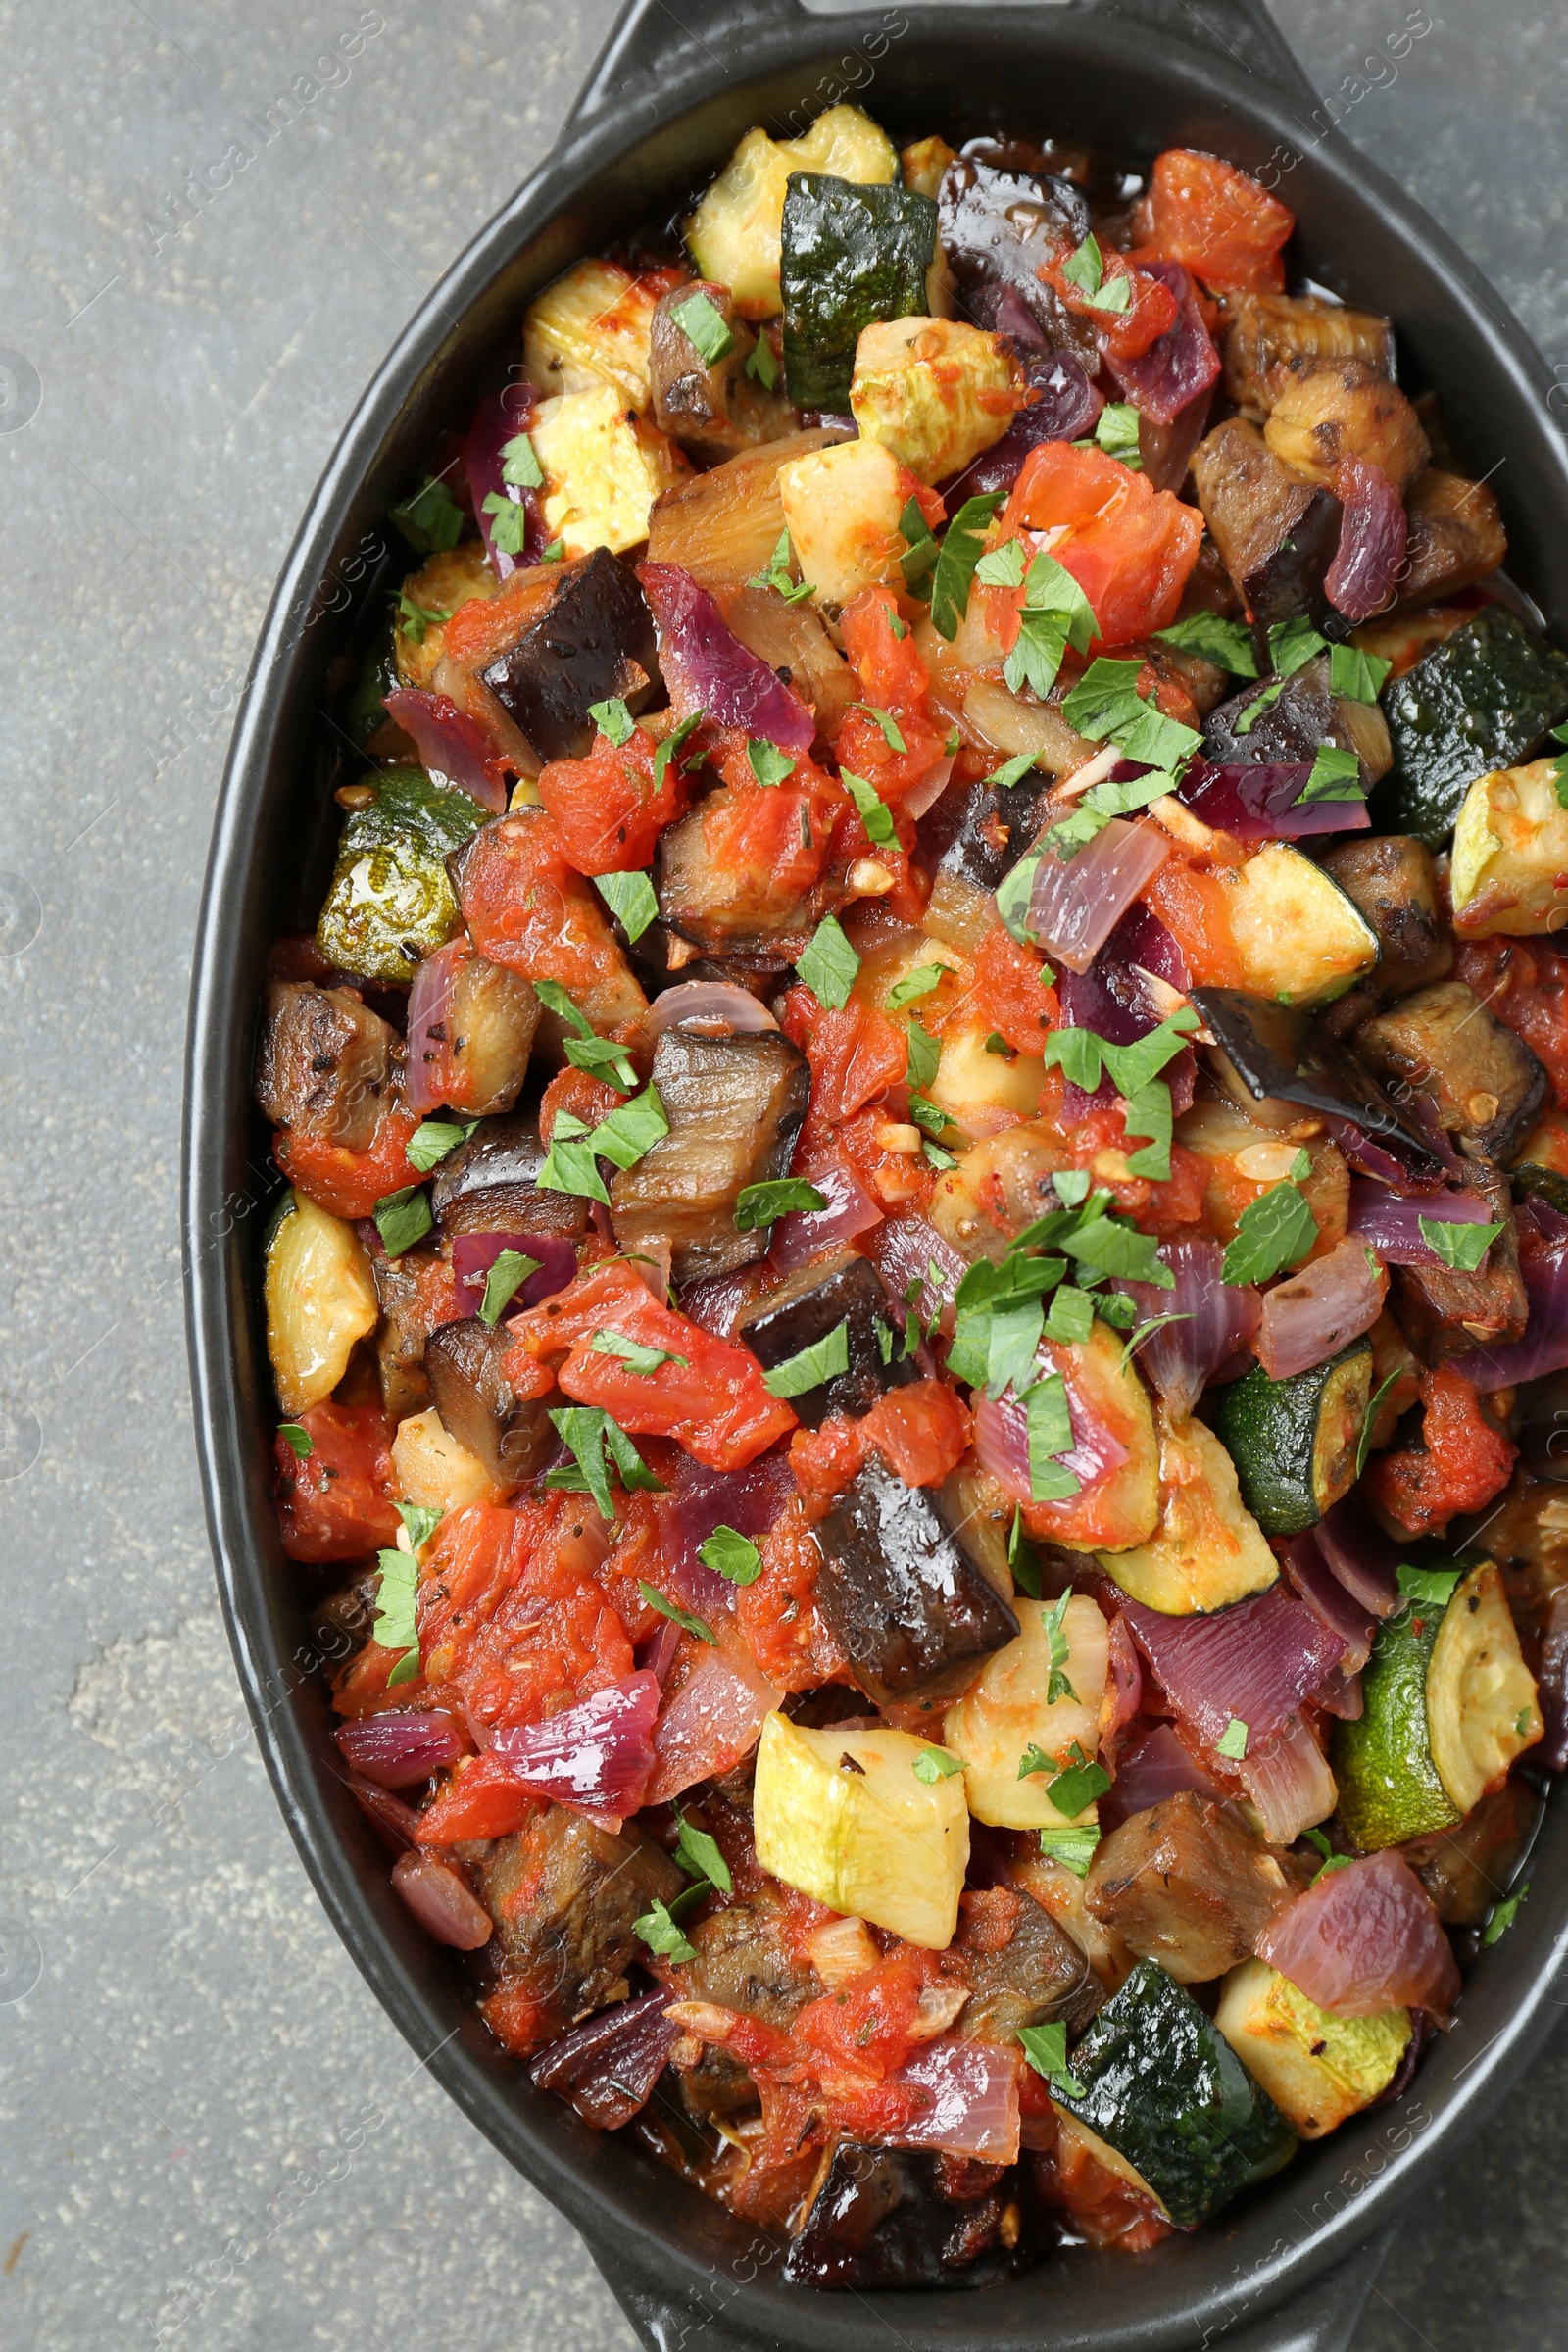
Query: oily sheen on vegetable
[{"left": 257, "top": 104, "right": 1564, "bottom": 2293}]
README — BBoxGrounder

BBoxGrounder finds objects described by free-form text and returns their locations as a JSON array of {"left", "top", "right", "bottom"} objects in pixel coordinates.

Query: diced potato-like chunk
[
  {"left": 1450, "top": 759, "right": 1568, "bottom": 938},
  {"left": 777, "top": 436, "right": 912, "bottom": 611},
  {"left": 751, "top": 1712, "right": 969, "bottom": 1949},
  {"left": 530, "top": 384, "right": 688, "bottom": 559},
  {"left": 264, "top": 1193, "right": 378, "bottom": 1416},
  {"left": 927, "top": 1019, "right": 1049, "bottom": 1128},
  {"left": 686, "top": 105, "right": 898, "bottom": 318},
  {"left": 522, "top": 258, "right": 665, "bottom": 410},
  {"left": 946, "top": 1593, "right": 1109, "bottom": 1831},
  {"left": 900, "top": 134, "right": 958, "bottom": 202},
  {"left": 1215, "top": 1959, "right": 1409, "bottom": 2138},
  {"left": 851, "top": 317, "right": 1025, "bottom": 486},
  {"left": 389, "top": 1406, "right": 500, "bottom": 1514}
]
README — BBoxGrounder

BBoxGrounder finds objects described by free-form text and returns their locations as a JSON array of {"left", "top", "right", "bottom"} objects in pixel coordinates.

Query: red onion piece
[
  {"left": 1101, "top": 1722, "right": 1220, "bottom": 1830},
  {"left": 638, "top": 562, "right": 814, "bottom": 753},
  {"left": 334, "top": 1709, "right": 464, "bottom": 1789},
  {"left": 487, "top": 1672, "right": 662, "bottom": 1828},
  {"left": 769, "top": 1154, "right": 883, "bottom": 1275},
  {"left": 466, "top": 380, "right": 542, "bottom": 579},
  {"left": 972, "top": 1373, "right": 1129, "bottom": 1507},
  {"left": 883, "top": 2038, "right": 1021, "bottom": 2164},
  {"left": 451, "top": 1229, "right": 577, "bottom": 1318},
  {"left": 530, "top": 1988, "right": 681, "bottom": 2130},
  {"left": 1258, "top": 1850, "right": 1461, "bottom": 2020},
  {"left": 1348, "top": 1179, "right": 1495, "bottom": 1265},
  {"left": 859, "top": 1215, "right": 967, "bottom": 1339},
  {"left": 344, "top": 1770, "right": 420, "bottom": 1850},
  {"left": 657, "top": 1445, "right": 797, "bottom": 1617},
  {"left": 899, "top": 749, "right": 958, "bottom": 822},
  {"left": 638, "top": 1615, "right": 684, "bottom": 1685},
  {"left": 1106, "top": 260, "right": 1221, "bottom": 425},
  {"left": 384, "top": 689, "right": 510, "bottom": 811},
  {"left": 1118, "top": 1235, "right": 1260, "bottom": 1422},
  {"left": 1280, "top": 1538, "right": 1378, "bottom": 1674},
  {"left": 680, "top": 1267, "right": 758, "bottom": 1338},
  {"left": 946, "top": 352, "right": 1104, "bottom": 503},
  {"left": 1236, "top": 1712, "right": 1339, "bottom": 1844},
  {"left": 405, "top": 938, "right": 462, "bottom": 1115},
  {"left": 1460, "top": 1240, "right": 1568, "bottom": 1391},
  {"left": 644, "top": 1638, "right": 781, "bottom": 1806},
  {"left": 1255, "top": 1237, "right": 1387, "bottom": 1382},
  {"left": 636, "top": 982, "right": 779, "bottom": 1053},
  {"left": 1026, "top": 818, "right": 1169, "bottom": 975},
  {"left": 1326, "top": 455, "right": 1407, "bottom": 624},
  {"left": 391, "top": 1850, "right": 494, "bottom": 1949},
  {"left": 1180, "top": 758, "right": 1369, "bottom": 840},
  {"left": 1314, "top": 1664, "right": 1364, "bottom": 1722},
  {"left": 1057, "top": 921, "right": 1197, "bottom": 1121},
  {"left": 1310, "top": 1500, "right": 1403, "bottom": 1620},
  {"left": 1124, "top": 1587, "right": 1348, "bottom": 1755}
]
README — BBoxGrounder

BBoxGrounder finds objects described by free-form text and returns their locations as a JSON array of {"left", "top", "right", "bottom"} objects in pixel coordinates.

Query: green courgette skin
[
  {"left": 1056, "top": 1959, "right": 1297, "bottom": 2228},
  {"left": 1373, "top": 608, "right": 1568, "bottom": 845},
  {"left": 780, "top": 172, "right": 937, "bottom": 414},
  {"left": 1210, "top": 1340, "right": 1372, "bottom": 1537},
  {"left": 317, "top": 766, "right": 483, "bottom": 981},
  {"left": 1332, "top": 1594, "right": 1457, "bottom": 1850}
]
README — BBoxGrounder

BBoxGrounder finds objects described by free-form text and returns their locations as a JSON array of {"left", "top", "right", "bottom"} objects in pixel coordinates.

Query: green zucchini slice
[
  {"left": 1210, "top": 1340, "right": 1373, "bottom": 1537},
  {"left": 1331, "top": 1561, "right": 1464, "bottom": 1850},
  {"left": 780, "top": 173, "right": 938, "bottom": 415},
  {"left": 1054, "top": 1958, "right": 1297, "bottom": 2228},
  {"left": 316, "top": 766, "right": 483, "bottom": 983},
  {"left": 1098, "top": 1409, "right": 1278, "bottom": 1616},
  {"left": 1372, "top": 607, "right": 1568, "bottom": 846},
  {"left": 1426, "top": 1561, "right": 1542, "bottom": 1814},
  {"left": 1220, "top": 842, "right": 1379, "bottom": 1008}
]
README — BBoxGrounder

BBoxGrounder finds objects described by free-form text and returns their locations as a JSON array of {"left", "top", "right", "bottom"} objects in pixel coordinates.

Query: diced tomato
[
  {"left": 795, "top": 1945, "right": 933, "bottom": 2084},
  {"left": 834, "top": 588, "right": 952, "bottom": 804},
  {"left": 735, "top": 1492, "right": 845, "bottom": 1690},
  {"left": 970, "top": 923, "right": 1060, "bottom": 1057},
  {"left": 332, "top": 1635, "right": 407, "bottom": 1718},
  {"left": 537, "top": 1063, "right": 623, "bottom": 1145},
  {"left": 789, "top": 1377, "right": 971, "bottom": 1497},
  {"left": 1366, "top": 1366, "right": 1518, "bottom": 1537},
  {"left": 998, "top": 443, "right": 1202, "bottom": 647},
  {"left": 416, "top": 1749, "right": 541, "bottom": 1843},
  {"left": 480, "top": 1978, "right": 557, "bottom": 2059},
  {"left": 1455, "top": 937, "right": 1568, "bottom": 1112},
  {"left": 836, "top": 1103, "right": 935, "bottom": 1214},
  {"left": 502, "top": 1261, "right": 797, "bottom": 1471},
  {"left": 1141, "top": 860, "right": 1247, "bottom": 987},
  {"left": 782, "top": 985, "right": 908, "bottom": 1129},
  {"left": 457, "top": 808, "right": 641, "bottom": 1024},
  {"left": 1036, "top": 248, "right": 1180, "bottom": 362},
  {"left": 535, "top": 722, "right": 690, "bottom": 875},
  {"left": 440, "top": 564, "right": 557, "bottom": 674},
  {"left": 1144, "top": 148, "right": 1295, "bottom": 294},
  {"left": 273, "top": 1101, "right": 420, "bottom": 1220},
  {"left": 274, "top": 1401, "right": 400, "bottom": 1562},
  {"left": 696, "top": 769, "right": 841, "bottom": 936}
]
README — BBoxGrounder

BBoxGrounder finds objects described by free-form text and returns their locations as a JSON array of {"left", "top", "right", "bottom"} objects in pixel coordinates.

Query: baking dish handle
[
  {"left": 579, "top": 2218, "right": 1395, "bottom": 2352},
  {"left": 561, "top": 0, "right": 1321, "bottom": 138}
]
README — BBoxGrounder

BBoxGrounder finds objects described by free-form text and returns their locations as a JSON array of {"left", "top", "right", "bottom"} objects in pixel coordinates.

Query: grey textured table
[{"left": 1, "top": 3, "right": 1564, "bottom": 2346}]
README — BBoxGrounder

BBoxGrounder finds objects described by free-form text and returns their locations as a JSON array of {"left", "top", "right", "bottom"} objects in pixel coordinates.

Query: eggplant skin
[
  {"left": 430, "top": 1112, "right": 590, "bottom": 1241},
  {"left": 737, "top": 1247, "right": 919, "bottom": 1430},
  {"left": 1352, "top": 980, "right": 1548, "bottom": 1166},
  {"left": 479, "top": 1809, "right": 683, "bottom": 2047},
  {"left": 785, "top": 2142, "right": 1034, "bottom": 2290},
  {"left": 478, "top": 548, "right": 659, "bottom": 765},
  {"left": 813, "top": 1453, "right": 1020, "bottom": 1704},
  {"left": 923, "top": 772, "right": 1055, "bottom": 898},
  {"left": 1191, "top": 417, "right": 1343, "bottom": 633},
  {"left": 609, "top": 1024, "right": 808, "bottom": 1284},
  {"left": 423, "top": 1317, "right": 559, "bottom": 1487},
  {"left": 254, "top": 980, "right": 401, "bottom": 1152}
]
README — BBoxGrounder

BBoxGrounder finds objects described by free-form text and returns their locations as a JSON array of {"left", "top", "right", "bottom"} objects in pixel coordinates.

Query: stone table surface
[{"left": 1, "top": 2, "right": 1564, "bottom": 2347}]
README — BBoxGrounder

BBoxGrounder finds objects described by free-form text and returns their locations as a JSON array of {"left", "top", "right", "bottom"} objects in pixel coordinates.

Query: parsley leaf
[
  {"left": 542, "top": 537, "right": 564, "bottom": 563},
  {"left": 1119, "top": 1310, "right": 1193, "bottom": 1373},
  {"left": 748, "top": 738, "right": 796, "bottom": 787},
  {"left": 547, "top": 1406, "right": 663, "bottom": 1519},
  {"left": 1396, "top": 1563, "right": 1461, "bottom": 1607},
  {"left": 898, "top": 495, "right": 940, "bottom": 597},
  {"left": 797, "top": 914, "right": 859, "bottom": 1009},
  {"left": 589, "top": 696, "right": 635, "bottom": 746},
  {"left": 277, "top": 1422, "right": 312, "bottom": 1460},
  {"left": 1419, "top": 1216, "right": 1503, "bottom": 1271},
  {"left": 673, "top": 1809, "right": 733, "bottom": 1893},
  {"left": 904, "top": 1020, "right": 941, "bottom": 1093},
  {"left": 911, "top": 1746, "right": 964, "bottom": 1783},
  {"left": 849, "top": 703, "right": 907, "bottom": 753},
  {"left": 1220, "top": 1178, "right": 1319, "bottom": 1286},
  {"left": 1037, "top": 1823, "right": 1102, "bottom": 1877},
  {"left": 372, "top": 1546, "right": 420, "bottom": 1684},
  {"left": 1549, "top": 721, "right": 1568, "bottom": 808},
  {"left": 1045, "top": 1285, "right": 1096, "bottom": 1346},
  {"left": 1046, "top": 1748, "right": 1111, "bottom": 1816},
  {"left": 500, "top": 431, "right": 544, "bottom": 490},
  {"left": 479, "top": 1249, "right": 541, "bottom": 1327},
  {"left": 734, "top": 1177, "right": 828, "bottom": 1230},
  {"left": 1482, "top": 1882, "right": 1529, "bottom": 1946},
  {"left": 1017, "top": 2020, "right": 1087, "bottom": 2096},
  {"left": 390, "top": 473, "right": 464, "bottom": 553},
  {"left": 563, "top": 1029, "right": 639, "bottom": 1090},
  {"left": 1329, "top": 644, "right": 1392, "bottom": 703},
  {"left": 930, "top": 493, "right": 1006, "bottom": 642},
  {"left": 591, "top": 1330, "right": 687, "bottom": 1375},
  {"left": 1025, "top": 1373, "right": 1081, "bottom": 1503},
  {"left": 698, "top": 1525, "right": 763, "bottom": 1585},
  {"left": 1060, "top": 1208, "right": 1172, "bottom": 1287},
  {"left": 1234, "top": 676, "right": 1288, "bottom": 735},
  {"left": 374, "top": 1185, "right": 432, "bottom": 1258},
  {"left": 1154, "top": 612, "right": 1259, "bottom": 675},
  {"left": 1095, "top": 401, "right": 1142, "bottom": 466},
  {"left": 1004, "top": 551, "right": 1099, "bottom": 700},
  {"left": 594, "top": 1085, "right": 669, "bottom": 1171},
  {"left": 750, "top": 527, "right": 813, "bottom": 604},
  {"left": 396, "top": 1500, "right": 443, "bottom": 1552},
  {"left": 887, "top": 961, "right": 948, "bottom": 1010},
  {"left": 840, "top": 767, "right": 896, "bottom": 846},
  {"left": 653, "top": 710, "right": 706, "bottom": 789},
  {"left": 1008, "top": 1507, "right": 1043, "bottom": 1599},
  {"left": 593, "top": 868, "right": 659, "bottom": 944},
  {"left": 671, "top": 288, "right": 734, "bottom": 366},
  {"left": 531, "top": 975, "right": 594, "bottom": 1037},
  {"left": 975, "top": 538, "right": 1027, "bottom": 588},
  {"left": 746, "top": 333, "right": 779, "bottom": 391},
  {"left": 1268, "top": 616, "right": 1329, "bottom": 677},
  {"left": 761, "top": 1321, "right": 851, "bottom": 1398},
  {"left": 639, "top": 1580, "right": 717, "bottom": 1645},
  {"left": 1355, "top": 1368, "right": 1400, "bottom": 1478},
  {"left": 634, "top": 1897, "right": 697, "bottom": 1964},
  {"left": 482, "top": 491, "right": 530, "bottom": 556},
  {"left": 397, "top": 590, "right": 453, "bottom": 646},
  {"left": 996, "top": 850, "right": 1043, "bottom": 944},
  {"left": 1060, "top": 230, "right": 1130, "bottom": 314},
  {"left": 1215, "top": 1716, "right": 1249, "bottom": 1760},
  {"left": 1042, "top": 1589, "right": 1078, "bottom": 1705},
  {"left": 406, "top": 1118, "right": 476, "bottom": 1173},
  {"left": 1300, "top": 743, "right": 1365, "bottom": 803}
]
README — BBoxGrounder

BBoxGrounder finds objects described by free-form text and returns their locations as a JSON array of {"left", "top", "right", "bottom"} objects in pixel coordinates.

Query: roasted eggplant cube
[
  {"left": 254, "top": 980, "right": 401, "bottom": 1151},
  {"left": 1054, "top": 1958, "right": 1298, "bottom": 2230},
  {"left": 1353, "top": 980, "right": 1547, "bottom": 1164},
  {"left": 780, "top": 173, "right": 938, "bottom": 416},
  {"left": 1373, "top": 607, "right": 1568, "bottom": 845},
  {"left": 422, "top": 954, "right": 540, "bottom": 1116},
  {"left": 1390, "top": 1162, "right": 1527, "bottom": 1367},
  {"left": 925, "top": 771, "right": 1056, "bottom": 897},
  {"left": 479, "top": 1808, "right": 683, "bottom": 2047},
  {"left": 316, "top": 767, "right": 483, "bottom": 984},
  {"left": 1191, "top": 419, "right": 1343, "bottom": 634},
  {"left": 1191, "top": 986, "right": 1447, "bottom": 1180},
  {"left": 811, "top": 1453, "right": 1019, "bottom": 1704},
  {"left": 937, "top": 154, "right": 1094, "bottom": 357},
  {"left": 736, "top": 1246, "right": 918, "bottom": 1428},
  {"left": 648, "top": 279, "right": 789, "bottom": 464},
  {"left": 430, "top": 1112, "right": 591, "bottom": 1240},
  {"left": 609, "top": 1024, "right": 808, "bottom": 1284},
  {"left": 1203, "top": 653, "right": 1384, "bottom": 788},
  {"left": 424, "top": 1317, "right": 559, "bottom": 1487},
  {"left": 784, "top": 2143, "right": 1032, "bottom": 2291},
  {"left": 948, "top": 1886, "right": 1103, "bottom": 2042},
  {"left": 1318, "top": 835, "right": 1453, "bottom": 1003},
  {"left": 477, "top": 547, "right": 659, "bottom": 765},
  {"left": 1085, "top": 1794, "right": 1295, "bottom": 1984},
  {"left": 677, "top": 1887, "right": 821, "bottom": 2123}
]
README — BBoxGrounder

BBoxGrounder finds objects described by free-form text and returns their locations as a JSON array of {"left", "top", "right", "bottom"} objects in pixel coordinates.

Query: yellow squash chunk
[
  {"left": 264, "top": 1193, "right": 378, "bottom": 1416},
  {"left": 777, "top": 436, "right": 911, "bottom": 611},
  {"left": 686, "top": 105, "right": 897, "bottom": 318},
  {"left": 1427, "top": 1561, "right": 1543, "bottom": 1815},
  {"left": 752, "top": 1713, "right": 969, "bottom": 1949},
  {"left": 1221, "top": 841, "right": 1380, "bottom": 1008},
  {"left": 946, "top": 1593, "right": 1109, "bottom": 1831},
  {"left": 393, "top": 543, "right": 498, "bottom": 691},
  {"left": 1215, "top": 1959, "right": 1409, "bottom": 2139},
  {"left": 522, "top": 258, "right": 663, "bottom": 410},
  {"left": 1099, "top": 1408, "right": 1278, "bottom": 1614},
  {"left": 390, "top": 1407, "right": 501, "bottom": 1515},
  {"left": 530, "top": 384, "right": 687, "bottom": 558},
  {"left": 1450, "top": 760, "right": 1568, "bottom": 938},
  {"left": 927, "top": 1020, "right": 1050, "bottom": 1129},
  {"left": 851, "top": 317, "right": 1026, "bottom": 486}
]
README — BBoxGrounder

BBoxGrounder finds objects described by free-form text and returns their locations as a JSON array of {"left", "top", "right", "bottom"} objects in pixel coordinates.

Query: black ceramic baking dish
[{"left": 184, "top": 3, "right": 1568, "bottom": 2347}]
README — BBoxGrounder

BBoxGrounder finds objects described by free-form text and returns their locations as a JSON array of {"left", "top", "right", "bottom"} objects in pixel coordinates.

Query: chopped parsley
[
  {"left": 1418, "top": 1216, "right": 1503, "bottom": 1271},
  {"left": 639, "top": 1581, "right": 717, "bottom": 1645},
  {"left": 698, "top": 1525, "right": 763, "bottom": 1585},
  {"left": 1355, "top": 1369, "right": 1400, "bottom": 1478},
  {"left": 277, "top": 1423, "right": 312, "bottom": 1460},
  {"left": 1042, "top": 1588, "right": 1077, "bottom": 1705},
  {"left": 500, "top": 431, "right": 545, "bottom": 490},
  {"left": 887, "top": 961, "right": 947, "bottom": 1010},
  {"left": 760, "top": 1321, "right": 851, "bottom": 1398},
  {"left": 593, "top": 868, "right": 659, "bottom": 944},
  {"left": 797, "top": 914, "right": 859, "bottom": 1010},
  {"left": 1329, "top": 644, "right": 1392, "bottom": 703},
  {"left": 1300, "top": 743, "right": 1365, "bottom": 803},
  {"left": 849, "top": 703, "right": 906, "bottom": 753},
  {"left": 1396, "top": 1563, "right": 1461, "bottom": 1608},
  {"left": 479, "top": 1249, "right": 541, "bottom": 1327},
  {"left": 747, "top": 738, "right": 796, "bottom": 787},
  {"left": 930, "top": 492, "right": 1006, "bottom": 642},
  {"left": 532, "top": 976, "right": 639, "bottom": 1087},
  {"left": 546, "top": 1405, "right": 664, "bottom": 1520},
  {"left": 1025, "top": 1372, "right": 1080, "bottom": 1502},
  {"left": 671, "top": 287, "right": 734, "bottom": 366},
  {"left": 1060, "top": 230, "right": 1130, "bottom": 314},
  {"left": 482, "top": 492, "right": 530, "bottom": 556},
  {"left": 390, "top": 473, "right": 464, "bottom": 553},
  {"left": 634, "top": 1897, "right": 697, "bottom": 1964},
  {"left": 397, "top": 590, "right": 453, "bottom": 646},
  {"left": 840, "top": 767, "right": 896, "bottom": 846},
  {"left": 1003, "top": 551, "right": 1098, "bottom": 702},
  {"left": 588, "top": 696, "right": 636, "bottom": 746},
  {"left": 1267, "top": 616, "right": 1329, "bottom": 677},
  {"left": 1094, "top": 400, "right": 1143, "bottom": 467},
  {"left": 653, "top": 710, "right": 707, "bottom": 788},
  {"left": 590, "top": 1330, "right": 687, "bottom": 1375},
  {"left": 746, "top": 332, "right": 779, "bottom": 391},
  {"left": 1215, "top": 1716, "right": 1250, "bottom": 1761},
  {"left": 1220, "top": 1158, "right": 1319, "bottom": 1285},
  {"left": 750, "top": 526, "right": 813, "bottom": 604},
  {"left": 898, "top": 494, "right": 940, "bottom": 598},
  {"left": 1037, "top": 1823, "right": 1102, "bottom": 1877},
  {"left": 1153, "top": 612, "right": 1259, "bottom": 676},
  {"left": 673, "top": 1809, "right": 733, "bottom": 1895},
  {"left": 1482, "top": 1882, "right": 1529, "bottom": 1946},
  {"left": 1018, "top": 2019, "right": 1087, "bottom": 2096},
  {"left": 405, "top": 1117, "right": 477, "bottom": 1173},
  {"left": 734, "top": 1177, "right": 828, "bottom": 1230},
  {"left": 911, "top": 1746, "right": 964, "bottom": 1784},
  {"left": 1046, "top": 1745, "right": 1112, "bottom": 1816},
  {"left": 373, "top": 1185, "right": 432, "bottom": 1259}
]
